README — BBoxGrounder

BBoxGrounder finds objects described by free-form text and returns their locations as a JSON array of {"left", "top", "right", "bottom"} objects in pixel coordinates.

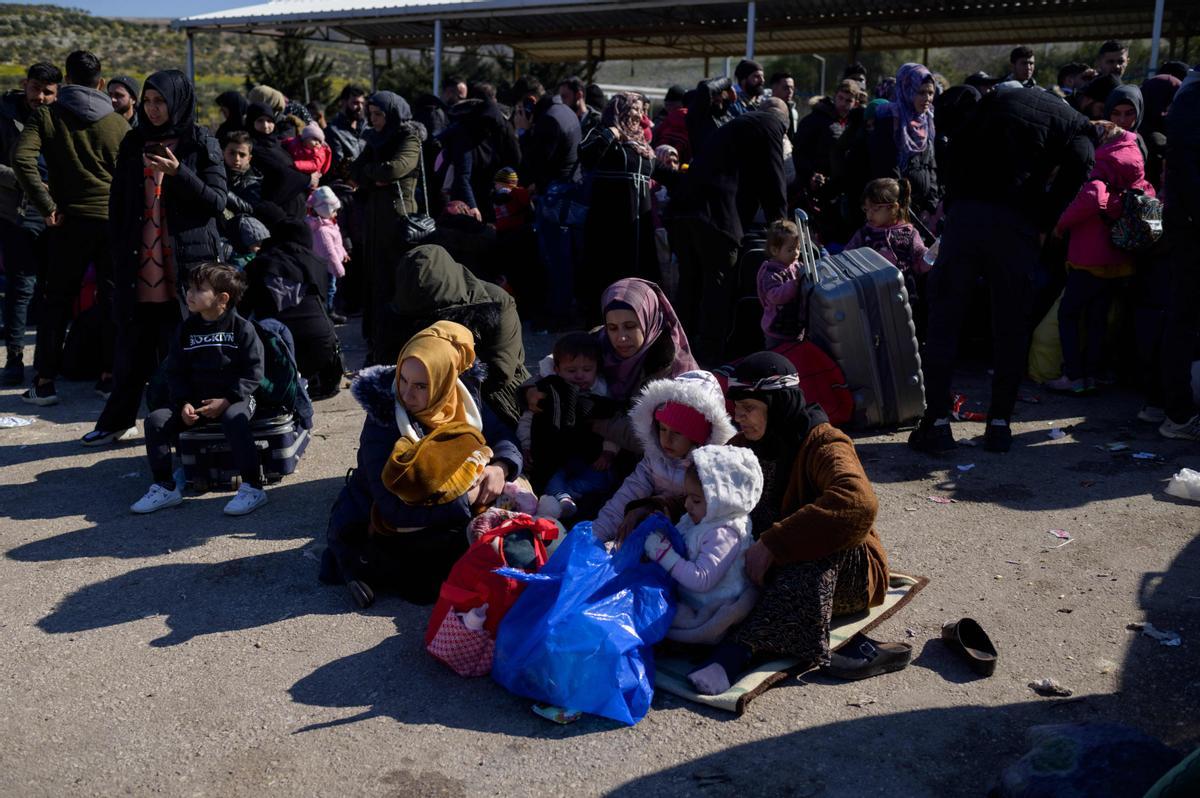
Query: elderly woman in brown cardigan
[{"left": 687, "top": 351, "right": 891, "bottom": 694}]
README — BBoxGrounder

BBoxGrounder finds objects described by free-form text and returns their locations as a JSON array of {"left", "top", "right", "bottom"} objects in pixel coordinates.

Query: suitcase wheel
[{"left": 230, "top": 475, "right": 242, "bottom": 491}]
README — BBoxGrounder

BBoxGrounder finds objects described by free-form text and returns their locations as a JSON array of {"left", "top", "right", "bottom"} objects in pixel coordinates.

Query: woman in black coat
[
  {"left": 577, "top": 92, "right": 660, "bottom": 325},
  {"left": 244, "top": 102, "right": 310, "bottom": 219},
  {"left": 242, "top": 202, "right": 343, "bottom": 398},
  {"left": 87, "top": 69, "right": 228, "bottom": 445}
]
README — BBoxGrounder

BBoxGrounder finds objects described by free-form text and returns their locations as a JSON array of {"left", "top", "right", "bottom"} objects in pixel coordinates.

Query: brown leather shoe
[{"left": 941, "top": 618, "right": 998, "bottom": 676}]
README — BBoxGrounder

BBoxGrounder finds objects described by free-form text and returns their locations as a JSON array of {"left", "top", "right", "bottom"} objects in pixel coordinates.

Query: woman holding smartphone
[{"left": 83, "top": 69, "right": 228, "bottom": 448}]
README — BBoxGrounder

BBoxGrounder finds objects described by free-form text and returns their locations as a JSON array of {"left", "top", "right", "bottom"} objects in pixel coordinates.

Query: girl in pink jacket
[
  {"left": 1048, "top": 125, "right": 1155, "bottom": 394},
  {"left": 305, "top": 186, "right": 349, "bottom": 315}
]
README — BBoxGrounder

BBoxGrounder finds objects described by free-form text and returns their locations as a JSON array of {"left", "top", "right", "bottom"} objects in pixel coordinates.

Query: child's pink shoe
[{"left": 500, "top": 482, "right": 538, "bottom": 515}]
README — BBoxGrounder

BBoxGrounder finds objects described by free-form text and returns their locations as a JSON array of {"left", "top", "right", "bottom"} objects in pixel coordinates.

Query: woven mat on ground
[{"left": 654, "top": 573, "right": 929, "bottom": 715}]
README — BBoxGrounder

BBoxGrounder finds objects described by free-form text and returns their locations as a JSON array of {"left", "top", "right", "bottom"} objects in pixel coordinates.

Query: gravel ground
[{"left": 1, "top": 325, "right": 1197, "bottom": 797}]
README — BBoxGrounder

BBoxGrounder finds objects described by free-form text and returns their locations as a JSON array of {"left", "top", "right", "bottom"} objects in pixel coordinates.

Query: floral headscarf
[{"left": 602, "top": 92, "right": 654, "bottom": 159}]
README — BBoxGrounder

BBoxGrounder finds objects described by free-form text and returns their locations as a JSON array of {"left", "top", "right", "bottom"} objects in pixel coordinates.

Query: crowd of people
[{"left": 1, "top": 40, "right": 1198, "bottom": 694}]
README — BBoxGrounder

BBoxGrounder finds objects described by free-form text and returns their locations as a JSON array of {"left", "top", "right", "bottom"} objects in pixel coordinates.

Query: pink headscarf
[{"left": 599, "top": 278, "right": 697, "bottom": 401}]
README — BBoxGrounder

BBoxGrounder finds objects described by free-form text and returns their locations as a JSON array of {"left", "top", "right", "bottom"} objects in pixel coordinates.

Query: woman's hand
[
  {"left": 614, "top": 505, "right": 653, "bottom": 548},
  {"left": 591, "top": 450, "right": 615, "bottom": 471},
  {"left": 473, "top": 464, "right": 507, "bottom": 506},
  {"left": 525, "top": 387, "right": 545, "bottom": 413},
  {"left": 744, "top": 540, "right": 775, "bottom": 586},
  {"left": 145, "top": 147, "right": 180, "bottom": 176}
]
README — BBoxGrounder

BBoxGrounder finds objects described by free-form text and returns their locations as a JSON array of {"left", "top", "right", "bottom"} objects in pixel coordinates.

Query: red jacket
[
  {"left": 283, "top": 137, "right": 331, "bottom": 176},
  {"left": 652, "top": 107, "right": 691, "bottom": 163}
]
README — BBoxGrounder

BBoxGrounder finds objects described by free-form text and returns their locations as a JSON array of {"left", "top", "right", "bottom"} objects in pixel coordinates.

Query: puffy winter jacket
[
  {"left": 592, "top": 370, "right": 736, "bottom": 542},
  {"left": 1055, "top": 130, "right": 1155, "bottom": 270}
]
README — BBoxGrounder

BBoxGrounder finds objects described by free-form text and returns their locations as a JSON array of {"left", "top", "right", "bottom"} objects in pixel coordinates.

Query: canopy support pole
[
  {"left": 185, "top": 31, "right": 195, "bottom": 84},
  {"left": 1149, "top": 0, "right": 1165, "bottom": 74},
  {"left": 745, "top": 2, "right": 756, "bottom": 60},
  {"left": 369, "top": 47, "right": 378, "bottom": 90},
  {"left": 433, "top": 19, "right": 443, "bottom": 97}
]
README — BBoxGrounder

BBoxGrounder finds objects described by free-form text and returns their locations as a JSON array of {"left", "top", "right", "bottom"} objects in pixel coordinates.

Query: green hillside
[{"left": 0, "top": 3, "right": 370, "bottom": 122}]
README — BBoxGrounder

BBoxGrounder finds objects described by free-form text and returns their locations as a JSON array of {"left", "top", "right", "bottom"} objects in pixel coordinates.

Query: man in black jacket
[
  {"left": 670, "top": 98, "right": 789, "bottom": 364},
  {"left": 1156, "top": 69, "right": 1200, "bottom": 441},
  {"left": 0, "top": 61, "right": 59, "bottom": 386},
  {"left": 910, "top": 87, "right": 1095, "bottom": 454}
]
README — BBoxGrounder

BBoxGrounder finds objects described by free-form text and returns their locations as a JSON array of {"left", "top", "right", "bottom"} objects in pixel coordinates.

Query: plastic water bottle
[{"left": 924, "top": 237, "right": 941, "bottom": 267}]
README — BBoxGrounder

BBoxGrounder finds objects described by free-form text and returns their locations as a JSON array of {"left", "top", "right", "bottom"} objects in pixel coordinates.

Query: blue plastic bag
[{"left": 491, "top": 519, "right": 684, "bottom": 725}]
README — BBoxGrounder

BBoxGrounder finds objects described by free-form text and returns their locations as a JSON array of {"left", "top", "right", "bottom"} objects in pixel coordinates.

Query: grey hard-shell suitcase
[{"left": 795, "top": 210, "right": 925, "bottom": 428}]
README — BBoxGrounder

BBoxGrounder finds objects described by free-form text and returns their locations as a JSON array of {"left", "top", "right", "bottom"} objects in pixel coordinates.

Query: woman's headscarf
[
  {"left": 599, "top": 277, "right": 697, "bottom": 401},
  {"left": 137, "top": 69, "right": 196, "bottom": 141},
  {"left": 933, "top": 84, "right": 981, "bottom": 140},
  {"left": 244, "top": 102, "right": 276, "bottom": 136},
  {"left": 396, "top": 320, "right": 476, "bottom": 429},
  {"left": 726, "top": 351, "right": 829, "bottom": 462},
  {"left": 864, "top": 98, "right": 888, "bottom": 124},
  {"left": 247, "top": 84, "right": 286, "bottom": 114},
  {"left": 1104, "top": 84, "right": 1145, "bottom": 131},
  {"left": 215, "top": 91, "right": 247, "bottom": 123},
  {"left": 879, "top": 63, "right": 937, "bottom": 171},
  {"left": 601, "top": 92, "right": 654, "bottom": 159},
  {"left": 365, "top": 90, "right": 413, "bottom": 150},
  {"left": 1140, "top": 74, "right": 1181, "bottom": 136}
]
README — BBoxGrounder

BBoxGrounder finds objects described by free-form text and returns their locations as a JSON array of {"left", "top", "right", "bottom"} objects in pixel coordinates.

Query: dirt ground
[{"left": 1, "top": 325, "right": 1197, "bottom": 797}]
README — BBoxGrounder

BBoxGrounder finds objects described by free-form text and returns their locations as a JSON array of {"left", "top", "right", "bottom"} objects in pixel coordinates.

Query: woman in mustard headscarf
[{"left": 321, "top": 321, "right": 523, "bottom": 608}]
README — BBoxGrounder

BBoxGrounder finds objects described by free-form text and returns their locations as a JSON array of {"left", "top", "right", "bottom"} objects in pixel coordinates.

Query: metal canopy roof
[{"left": 173, "top": 0, "right": 1195, "bottom": 60}]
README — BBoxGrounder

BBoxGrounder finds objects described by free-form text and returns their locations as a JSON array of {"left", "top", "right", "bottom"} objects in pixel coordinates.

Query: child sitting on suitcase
[
  {"left": 642, "top": 444, "right": 763, "bottom": 646},
  {"left": 131, "top": 264, "right": 268, "bottom": 517},
  {"left": 756, "top": 219, "right": 805, "bottom": 349}
]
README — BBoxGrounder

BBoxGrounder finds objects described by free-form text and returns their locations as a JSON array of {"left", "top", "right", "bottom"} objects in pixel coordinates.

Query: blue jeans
[
  {"left": 0, "top": 219, "right": 41, "bottom": 352},
  {"left": 544, "top": 457, "right": 616, "bottom": 504},
  {"left": 327, "top": 273, "right": 338, "bottom": 312}
]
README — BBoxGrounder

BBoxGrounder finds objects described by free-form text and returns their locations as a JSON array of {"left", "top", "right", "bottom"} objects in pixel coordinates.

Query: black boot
[
  {"left": 983, "top": 419, "right": 1012, "bottom": 453},
  {"left": 908, "top": 416, "right": 956, "bottom": 454},
  {"left": 2, "top": 348, "right": 23, "bottom": 387}
]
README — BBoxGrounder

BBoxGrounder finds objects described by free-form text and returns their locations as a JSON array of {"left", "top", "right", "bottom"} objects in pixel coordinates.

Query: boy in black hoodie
[{"left": 131, "top": 263, "right": 268, "bottom": 516}]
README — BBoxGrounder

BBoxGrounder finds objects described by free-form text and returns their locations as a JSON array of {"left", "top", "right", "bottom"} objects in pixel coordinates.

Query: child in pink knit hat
[{"left": 285, "top": 122, "right": 332, "bottom": 188}]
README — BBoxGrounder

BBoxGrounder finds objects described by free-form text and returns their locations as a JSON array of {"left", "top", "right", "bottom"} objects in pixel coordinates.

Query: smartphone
[{"left": 146, "top": 142, "right": 170, "bottom": 158}]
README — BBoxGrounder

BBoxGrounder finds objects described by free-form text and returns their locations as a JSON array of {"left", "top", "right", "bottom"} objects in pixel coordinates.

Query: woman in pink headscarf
[{"left": 591, "top": 277, "right": 698, "bottom": 454}]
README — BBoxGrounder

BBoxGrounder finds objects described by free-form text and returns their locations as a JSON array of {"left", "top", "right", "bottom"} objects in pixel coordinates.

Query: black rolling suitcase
[
  {"left": 178, "top": 413, "right": 309, "bottom": 491},
  {"left": 795, "top": 210, "right": 925, "bottom": 428}
]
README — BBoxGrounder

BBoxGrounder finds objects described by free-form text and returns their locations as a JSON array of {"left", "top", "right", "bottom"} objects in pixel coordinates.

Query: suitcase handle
[{"left": 793, "top": 208, "right": 820, "bottom": 283}]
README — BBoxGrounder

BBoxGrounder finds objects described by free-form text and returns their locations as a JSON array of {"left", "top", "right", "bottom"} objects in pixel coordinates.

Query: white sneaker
[
  {"left": 224, "top": 483, "right": 268, "bottom": 516},
  {"left": 81, "top": 426, "right": 137, "bottom": 447},
  {"left": 1159, "top": 415, "right": 1200, "bottom": 442},
  {"left": 131, "top": 483, "right": 183, "bottom": 514},
  {"left": 1137, "top": 406, "right": 1167, "bottom": 424}
]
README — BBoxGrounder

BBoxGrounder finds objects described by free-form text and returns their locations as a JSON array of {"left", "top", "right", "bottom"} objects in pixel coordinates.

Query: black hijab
[
  {"left": 727, "top": 351, "right": 829, "bottom": 464},
  {"left": 364, "top": 91, "right": 412, "bottom": 151},
  {"left": 215, "top": 90, "right": 247, "bottom": 140},
  {"left": 137, "top": 69, "right": 196, "bottom": 141},
  {"left": 244, "top": 102, "right": 277, "bottom": 140}
]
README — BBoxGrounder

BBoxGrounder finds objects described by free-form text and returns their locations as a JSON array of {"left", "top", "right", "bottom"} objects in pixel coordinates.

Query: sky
[{"left": 20, "top": 0, "right": 250, "bottom": 19}]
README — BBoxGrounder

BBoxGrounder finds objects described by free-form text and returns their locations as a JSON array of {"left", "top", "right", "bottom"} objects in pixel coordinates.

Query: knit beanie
[
  {"left": 301, "top": 121, "right": 325, "bottom": 143},
  {"left": 655, "top": 401, "right": 712, "bottom": 445},
  {"left": 735, "top": 59, "right": 763, "bottom": 82},
  {"left": 108, "top": 75, "right": 139, "bottom": 101},
  {"left": 493, "top": 166, "right": 518, "bottom": 187},
  {"left": 307, "top": 185, "right": 340, "bottom": 218},
  {"left": 382, "top": 422, "right": 493, "bottom": 505},
  {"left": 235, "top": 215, "right": 270, "bottom": 250}
]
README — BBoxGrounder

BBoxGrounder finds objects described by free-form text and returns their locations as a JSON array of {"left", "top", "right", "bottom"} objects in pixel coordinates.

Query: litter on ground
[{"left": 1126, "top": 622, "right": 1182, "bottom": 647}]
